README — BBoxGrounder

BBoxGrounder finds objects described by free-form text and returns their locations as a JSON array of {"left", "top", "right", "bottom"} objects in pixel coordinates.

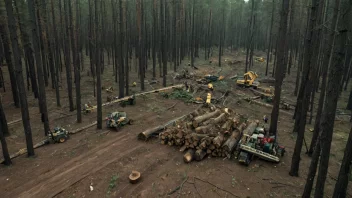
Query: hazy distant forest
[{"left": 1, "top": 0, "right": 352, "bottom": 197}]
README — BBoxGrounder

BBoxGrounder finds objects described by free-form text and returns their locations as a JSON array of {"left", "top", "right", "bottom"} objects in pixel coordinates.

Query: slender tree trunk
[
  {"left": 119, "top": 0, "right": 125, "bottom": 98},
  {"left": 0, "top": 94, "right": 11, "bottom": 165},
  {"left": 314, "top": 4, "right": 350, "bottom": 196},
  {"left": 68, "top": 0, "right": 81, "bottom": 123},
  {"left": 269, "top": 0, "right": 290, "bottom": 137},
  {"left": 5, "top": 0, "right": 35, "bottom": 156},
  {"left": 290, "top": 0, "right": 323, "bottom": 176},
  {"left": 161, "top": 0, "right": 167, "bottom": 87},
  {"left": 190, "top": 0, "right": 195, "bottom": 68},
  {"left": 63, "top": 0, "right": 74, "bottom": 111},
  {"left": 27, "top": 0, "right": 50, "bottom": 136},
  {"left": 333, "top": 126, "right": 352, "bottom": 197},
  {"left": 152, "top": 0, "right": 157, "bottom": 79},
  {"left": 308, "top": 0, "right": 340, "bottom": 156},
  {"left": 266, "top": 0, "right": 275, "bottom": 76},
  {"left": 95, "top": 0, "right": 102, "bottom": 129},
  {"left": 50, "top": 0, "right": 60, "bottom": 106},
  {"left": 0, "top": 7, "right": 19, "bottom": 107},
  {"left": 16, "top": 0, "right": 39, "bottom": 99},
  {"left": 36, "top": 0, "right": 48, "bottom": 87}
]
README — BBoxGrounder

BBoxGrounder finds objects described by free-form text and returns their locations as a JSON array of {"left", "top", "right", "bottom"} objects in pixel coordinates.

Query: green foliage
[
  {"left": 168, "top": 88, "right": 194, "bottom": 103},
  {"left": 107, "top": 174, "right": 119, "bottom": 195}
]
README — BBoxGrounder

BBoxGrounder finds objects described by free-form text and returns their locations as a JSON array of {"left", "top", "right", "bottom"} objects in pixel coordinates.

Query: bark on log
[
  {"left": 221, "top": 119, "right": 234, "bottom": 132},
  {"left": 209, "top": 113, "right": 227, "bottom": 125},
  {"left": 192, "top": 109, "right": 221, "bottom": 128},
  {"left": 138, "top": 115, "right": 186, "bottom": 140},
  {"left": 222, "top": 123, "right": 247, "bottom": 157},
  {"left": 213, "top": 133, "right": 225, "bottom": 148},
  {"left": 243, "top": 120, "right": 259, "bottom": 136},
  {"left": 183, "top": 149, "right": 195, "bottom": 163},
  {"left": 195, "top": 149, "right": 207, "bottom": 161},
  {"left": 179, "top": 145, "right": 187, "bottom": 152}
]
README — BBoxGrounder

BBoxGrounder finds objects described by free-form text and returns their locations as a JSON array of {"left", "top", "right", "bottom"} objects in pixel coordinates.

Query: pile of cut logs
[{"left": 158, "top": 105, "right": 259, "bottom": 163}]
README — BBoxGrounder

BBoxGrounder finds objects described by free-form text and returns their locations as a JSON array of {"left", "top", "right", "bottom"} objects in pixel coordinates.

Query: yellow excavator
[{"left": 236, "top": 71, "right": 260, "bottom": 88}]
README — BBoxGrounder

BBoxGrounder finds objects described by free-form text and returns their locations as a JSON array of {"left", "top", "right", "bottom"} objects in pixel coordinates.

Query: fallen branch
[
  {"left": 69, "top": 121, "right": 98, "bottom": 134},
  {"left": 7, "top": 119, "right": 21, "bottom": 125},
  {"left": 86, "top": 84, "right": 184, "bottom": 111},
  {"left": 168, "top": 176, "right": 188, "bottom": 195},
  {"left": 194, "top": 177, "right": 239, "bottom": 197}
]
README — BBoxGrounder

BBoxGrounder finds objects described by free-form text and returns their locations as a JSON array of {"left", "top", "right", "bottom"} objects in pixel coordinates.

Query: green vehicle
[
  {"left": 106, "top": 112, "right": 132, "bottom": 131},
  {"left": 48, "top": 127, "right": 69, "bottom": 143}
]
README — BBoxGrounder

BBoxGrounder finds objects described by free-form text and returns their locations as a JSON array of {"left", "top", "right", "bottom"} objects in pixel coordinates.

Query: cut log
[
  {"left": 195, "top": 125, "right": 210, "bottom": 134},
  {"left": 232, "top": 116, "right": 241, "bottom": 128},
  {"left": 208, "top": 113, "right": 227, "bottom": 125},
  {"left": 222, "top": 123, "right": 247, "bottom": 156},
  {"left": 195, "top": 149, "right": 207, "bottom": 161},
  {"left": 221, "top": 119, "right": 234, "bottom": 132},
  {"left": 180, "top": 145, "right": 187, "bottom": 152},
  {"left": 183, "top": 149, "right": 195, "bottom": 163},
  {"left": 192, "top": 109, "right": 221, "bottom": 128},
  {"left": 213, "top": 133, "right": 225, "bottom": 148},
  {"left": 243, "top": 120, "right": 259, "bottom": 136},
  {"left": 138, "top": 115, "right": 187, "bottom": 140}
]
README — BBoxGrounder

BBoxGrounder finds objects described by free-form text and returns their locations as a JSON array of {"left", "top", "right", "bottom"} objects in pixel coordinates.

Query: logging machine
[
  {"left": 236, "top": 71, "right": 260, "bottom": 88},
  {"left": 238, "top": 130, "right": 285, "bottom": 166}
]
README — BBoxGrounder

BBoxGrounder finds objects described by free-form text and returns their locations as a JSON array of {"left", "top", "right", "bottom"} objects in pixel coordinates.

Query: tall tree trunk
[
  {"left": 27, "top": 0, "right": 50, "bottom": 136},
  {"left": 50, "top": 0, "right": 60, "bottom": 106},
  {"left": 333, "top": 126, "right": 352, "bottom": 197},
  {"left": 36, "top": 0, "right": 48, "bottom": 87},
  {"left": 0, "top": 94, "right": 11, "bottom": 165},
  {"left": 95, "top": 0, "right": 102, "bottom": 129},
  {"left": 16, "top": 0, "right": 39, "bottom": 99},
  {"left": 0, "top": 4, "right": 20, "bottom": 107},
  {"left": 63, "top": 0, "right": 74, "bottom": 111},
  {"left": 308, "top": 0, "right": 340, "bottom": 156},
  {"left": 314, "top": 3, "right": 350, "bottom": 196},
  {"left": 152, "top": 0, "right": 157, "bottom": 79},
  {"left": 269, "top": 0, "right": 290, "bottom": 137},
  {"left": 290, "top": 0, "right": 323, "bottom": 176},
  {"left": 118, "top": 0, "right": 124, "bottom": 98},
  {"left": 5, "top": 0, "right": 35, "bottom": 156},
  {"left": 266, "top": 0, "right": 275, "bottom": 76},
  {"left": 190, "top": 0, "right": 195, "bottom": 68},
  {"left": 68, "top": 0, "right": 81, "bottom": 123},
  {"left": 161, "top": 0, "right": 167, "bottom": 87}
]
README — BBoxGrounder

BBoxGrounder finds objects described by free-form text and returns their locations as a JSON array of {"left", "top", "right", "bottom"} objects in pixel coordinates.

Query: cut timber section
[
  {"left": 239, "top": 144, "right": 280, "bottom": 163},
  {"left": 85, "top": 84, "right": 184, "bottom": 111},
  {"left": 0, "top": 122, "right": 98, "bottom": 164}
]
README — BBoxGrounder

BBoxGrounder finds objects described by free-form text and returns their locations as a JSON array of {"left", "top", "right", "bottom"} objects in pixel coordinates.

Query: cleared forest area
[{"left": 0, "top": 0, "right": 352, "bottom": 197}]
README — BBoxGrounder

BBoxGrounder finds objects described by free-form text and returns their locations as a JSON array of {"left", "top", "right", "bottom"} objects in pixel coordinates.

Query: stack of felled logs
[{"left": 158, "top": 105, "right": 259, "bottom": 163}]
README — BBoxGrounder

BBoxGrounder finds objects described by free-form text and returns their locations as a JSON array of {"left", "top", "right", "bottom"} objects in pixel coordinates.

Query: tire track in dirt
[{"left": 5, "top": 131, "right": 139, "bottom": 198}]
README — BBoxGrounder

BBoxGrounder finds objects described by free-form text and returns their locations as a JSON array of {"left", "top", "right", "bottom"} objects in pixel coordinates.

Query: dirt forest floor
[{"left": 0, "top": 49, "right": 351, "bottom": 198}]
